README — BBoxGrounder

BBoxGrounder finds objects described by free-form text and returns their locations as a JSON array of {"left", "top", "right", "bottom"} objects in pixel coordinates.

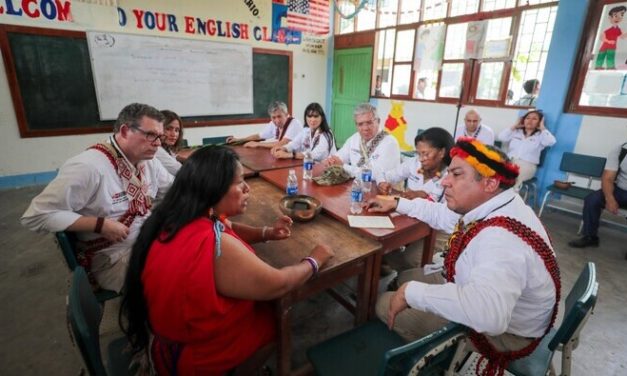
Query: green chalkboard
[{"left": 0, "top": 25, "right": 292, "bottom": 138}]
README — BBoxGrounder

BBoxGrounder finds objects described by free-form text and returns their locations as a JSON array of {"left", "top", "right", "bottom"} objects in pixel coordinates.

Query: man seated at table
[
  {"left": 453, "top": 108, "right": 495, "bottom": 146},
  {"left": 21, "top": 103, "right": 174, "bottom": 292},
  {"left": 323, "top": 103, "right": 400, "bottom": 178},
  {"left": 367, "top": 138, "right": 560, "bottom": 373},
  {"left": 226, "top": 101, "right": 303, "bottom": 149}
]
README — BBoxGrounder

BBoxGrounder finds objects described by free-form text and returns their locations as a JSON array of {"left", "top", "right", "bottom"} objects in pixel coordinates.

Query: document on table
[{"left": 347, "top": 215, "right": 395, "bottom": 229}]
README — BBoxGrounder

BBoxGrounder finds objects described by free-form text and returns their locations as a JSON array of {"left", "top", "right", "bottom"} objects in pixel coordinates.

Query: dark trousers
[{"left": 582, "top": 185, "right": 627, "bottom": 237}]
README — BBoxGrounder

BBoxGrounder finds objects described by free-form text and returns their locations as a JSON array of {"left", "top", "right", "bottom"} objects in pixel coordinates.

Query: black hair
[
  {"left": 523, "top": 79, "right": 539, "bottom": 94},
  {"left": 414, "top": 127, "right": 455, "bottom": 166},
  {"left": 521, "top": 109, "right": 545, "bottom": 136},
  {"left": 119, "top": 145, "right": 240, "bottom": 353},
  {"left": 609, "top": 6, "right": 627, "bottom": 16},
  {"left": 304, "top": 102, "right": 336, "bottom": 152}
]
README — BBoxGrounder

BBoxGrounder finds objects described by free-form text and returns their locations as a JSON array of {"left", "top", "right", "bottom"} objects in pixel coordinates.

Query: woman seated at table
[
  {"left": 155, "top": 109, "right": 184, "bottom": 175},
  {"left": 120, "top": 146, "right": 334, "bottom": 375},
  {"left": 271, "top": 102, "right": 336, "bottom": 161},
  {"left": 376, "top": 127, "right": 454, "bottom": 202},
  {"left": 376, "top": 128, "right": 454, "bottom": 273},
  {"left": 497, "top": 109, "right": 556, "bottom": 192}
]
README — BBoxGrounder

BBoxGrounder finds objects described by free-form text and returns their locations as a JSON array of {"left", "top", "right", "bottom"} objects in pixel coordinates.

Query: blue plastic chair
[
  {"left": 538, "top": 152, "right": 607, "bottom": 218},
  {"left": 55, "top": 232, "right": 120, "bottom": 303},
  {"left": 67, "top": 267, "right": 133, "bottom": 376}
]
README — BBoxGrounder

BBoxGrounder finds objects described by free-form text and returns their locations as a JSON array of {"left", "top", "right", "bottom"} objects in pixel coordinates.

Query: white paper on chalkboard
[{"left": 87, "top": 32, "right": 253, "bottom": 120}]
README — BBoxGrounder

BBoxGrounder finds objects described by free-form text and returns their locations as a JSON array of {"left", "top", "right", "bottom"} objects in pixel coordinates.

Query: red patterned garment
[{"left": 142, "top": 217, "right": 276, "bottom": 375}]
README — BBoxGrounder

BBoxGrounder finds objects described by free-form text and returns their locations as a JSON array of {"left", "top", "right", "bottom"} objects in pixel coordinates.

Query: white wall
[{"left": 0, "top": 0, "right": 329, "bottom": 177}]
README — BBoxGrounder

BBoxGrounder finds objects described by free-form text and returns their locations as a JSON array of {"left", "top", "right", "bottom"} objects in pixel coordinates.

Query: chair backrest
[
  {"left": 548, "top": 262, "right": 598, "bottom": 351},
  {"left": 56, "top": 231, "right": 79, "bottom": 270},
  {"left": 379, "top": 323, "right": 467, "bottom": 376},
  {"left": 202, "top": 136, "right": 228, "bottom": 145},
  {"left": 67, "top": 267, "right": 107, "bottom": 376},
  {"left": 559, "top": 152, "right": 606, "bottom": 178},
  {"left": 181, "top": 139, "right": 189, "bottom": 148}
]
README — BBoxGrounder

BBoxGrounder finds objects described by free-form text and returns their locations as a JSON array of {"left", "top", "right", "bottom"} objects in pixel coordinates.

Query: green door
[{"left": 332, "top": 47, "right": 373, "bottom": 147}]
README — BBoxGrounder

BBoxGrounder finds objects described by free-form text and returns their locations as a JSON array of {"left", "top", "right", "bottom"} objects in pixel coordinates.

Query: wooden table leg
[
  {"left": 420, "top": 229, "right": 437, "bottom": 267},
  {"left": 367, "top": 250, "right": 384, "bottom": 319},
  {"left": 355, "top": 253, "right": 374, "bottom": 324},
  {"left": 276, "top": 296, "right": 293, "bottom": 376}
]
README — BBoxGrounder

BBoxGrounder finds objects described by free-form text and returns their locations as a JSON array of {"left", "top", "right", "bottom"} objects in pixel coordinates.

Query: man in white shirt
[
  {"left": 324, "top": 103, "right": 400, "bottom": 178},
  {"left": 453, "top": 109, "right": 495, "bottom": 146},
  {"left": 569, "top": 142, "right": 627, "bottom": 248},
  {"left": 21, "top": 103, "right": 174, "bottom": 292},
  {"left": 366, "top": 137, "right": 560, "bottom": 371},
  {"left": 226, "top": 101, "right": 303, "bottom": 149}
]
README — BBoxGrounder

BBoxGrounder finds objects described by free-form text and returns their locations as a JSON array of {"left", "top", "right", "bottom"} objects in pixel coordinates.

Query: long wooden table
[
  {"left": 231, "top": 145, "right": 303, "bottom": 174},
  {"left": 233, "top": 178, "right": 382, "bottom": 376},
  {"left": 259, "top": 165, "right": 436, "bottom": 318}
]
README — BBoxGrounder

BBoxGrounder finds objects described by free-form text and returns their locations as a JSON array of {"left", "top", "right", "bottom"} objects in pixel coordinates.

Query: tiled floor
[{"left": 1, "top": 185, "right": 626, "bottom": 375}]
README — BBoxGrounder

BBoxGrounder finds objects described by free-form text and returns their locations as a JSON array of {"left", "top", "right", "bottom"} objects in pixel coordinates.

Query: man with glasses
[
  {"left": 324, "top": 103, "right": 400, "bottom": 178},
  {"left": 453, "top": 109, "right": 495, "bottom": 146},
  {"left": 21, "top": 103, "right": 173, "bottom": 292}
]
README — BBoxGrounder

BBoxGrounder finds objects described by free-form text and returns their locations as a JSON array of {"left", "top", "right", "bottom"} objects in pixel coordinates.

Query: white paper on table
[{"left": 347, "top": 215, "right": 395, "bottom": 229}]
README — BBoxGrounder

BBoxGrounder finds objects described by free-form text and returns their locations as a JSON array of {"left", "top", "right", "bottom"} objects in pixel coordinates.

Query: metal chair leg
[{"left": 538, "top": 191, "right": 553, "bottom": 218}]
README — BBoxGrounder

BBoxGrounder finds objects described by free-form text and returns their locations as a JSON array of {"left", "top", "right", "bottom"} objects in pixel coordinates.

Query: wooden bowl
[
  {"left": 554, "top": 180, "right": 573, "bottom": 190},
  {"left": 279, "top": 195, "right": 322, "bottom": 222}
]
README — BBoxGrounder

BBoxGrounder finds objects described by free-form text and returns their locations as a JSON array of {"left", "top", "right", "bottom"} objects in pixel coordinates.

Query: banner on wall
[{"left": 0, "top": 0, "right": 330, "bottom": 50}]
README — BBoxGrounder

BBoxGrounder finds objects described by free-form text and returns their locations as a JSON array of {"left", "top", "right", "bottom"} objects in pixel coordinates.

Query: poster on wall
[
  {"left": 592, "top": 2, "right": 627, "bottom": 70},
  {"left": 413, "top": 24, "right": 445, "bottom": 72}
]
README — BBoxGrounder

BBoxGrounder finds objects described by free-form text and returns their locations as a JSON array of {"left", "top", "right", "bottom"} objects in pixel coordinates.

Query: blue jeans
[{"left": 582, "top": 185, "right": 627, "bottom": 237}]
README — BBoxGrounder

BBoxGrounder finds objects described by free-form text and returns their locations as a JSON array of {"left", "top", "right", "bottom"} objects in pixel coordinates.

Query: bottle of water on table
[
  {"left": 350, "top": 177, "right": 363, "bottom": 214},
  {"left": 361, "top": 162, "right": 373, "bottom": 193},
  {"left": 287, "top": 169, "right": 298, "bottom": 196},
  {"left": 303, "top": 151, "right": 313, "bottom": 180}
]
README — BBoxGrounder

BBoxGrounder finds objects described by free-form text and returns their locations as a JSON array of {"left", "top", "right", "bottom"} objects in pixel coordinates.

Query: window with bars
[{"left": 336, "top": 0, "right": 559, "bottom": 108}]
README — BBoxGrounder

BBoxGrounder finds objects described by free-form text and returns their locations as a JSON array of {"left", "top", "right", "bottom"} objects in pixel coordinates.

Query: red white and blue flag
[{"left": 287, "top": 0, "right": 330, "bottom": 35}]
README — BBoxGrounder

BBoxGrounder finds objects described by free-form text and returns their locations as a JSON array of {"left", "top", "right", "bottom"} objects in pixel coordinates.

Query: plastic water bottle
[
  {"left": 303, "top": 151, "right": 313, "bottom": 180},
  {"left": 350, "top": 177, "right": 363, "bottom": 214},
  {"left": 287, "top": 169, "right": 298, "bottom": 196},
  {"left": 361, "top": 162, "right": 373, "bottom": 193}
]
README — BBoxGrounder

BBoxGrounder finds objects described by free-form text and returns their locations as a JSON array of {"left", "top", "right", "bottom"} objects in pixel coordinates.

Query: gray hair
[
  {"left": 267, "top": 101, "right": 288, "bottom": 115},
  {"left": 353, "top": 103, "right": 379, "bottom": 121},
  {"left": 114, "top": 103, "right": 164, "bottom": 133}
]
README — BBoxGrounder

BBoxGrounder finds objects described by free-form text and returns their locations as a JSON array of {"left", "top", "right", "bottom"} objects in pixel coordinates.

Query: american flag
[{"left": 287, "top": 0, "right": 330, "bottom": 35}]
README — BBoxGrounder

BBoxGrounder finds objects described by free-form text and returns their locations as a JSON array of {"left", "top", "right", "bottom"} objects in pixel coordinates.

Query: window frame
[
  {"left": 338, "top": 0, "right": 559, "bottom": 108},
  {"left": 566, "top": 0, "right": 627, "bottom": 117}
]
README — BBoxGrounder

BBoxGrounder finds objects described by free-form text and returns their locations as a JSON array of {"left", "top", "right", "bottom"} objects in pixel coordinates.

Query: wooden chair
[
  {"left": 538, "top": 152, "right": 607, "bottom": 218},
  {"left": 55, "top": 232, "right": 120, "bottom": 303},
  {"left": 67, "top": 267, "right": 133, "bottom": 376}
]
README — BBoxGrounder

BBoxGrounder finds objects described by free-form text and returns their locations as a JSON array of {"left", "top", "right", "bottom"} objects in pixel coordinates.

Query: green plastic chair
[
  {"left": 307, "top": 320, "right": 467, "bottom": 376},
  {"left": 202, "top": 136, "right": 228, "bottom": 145},
  {"left": 67, "top": 267, "right": 133, "bottom": 376},
  {"left": 55, "top": 232, "right": 120, "bottom": 303},
  {"left": 508, "top": 262, "right": 598, "bottom": 376}
]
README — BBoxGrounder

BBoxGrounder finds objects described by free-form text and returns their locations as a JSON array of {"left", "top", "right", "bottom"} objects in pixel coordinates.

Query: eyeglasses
[{"left": 129, "top": 124, "right": 164, "bottom": 143}]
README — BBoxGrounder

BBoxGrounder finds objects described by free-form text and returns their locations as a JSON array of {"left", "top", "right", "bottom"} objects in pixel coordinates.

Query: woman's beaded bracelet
[
  {"left": 301, "top": 256, "right": 319, "bottom": 275},
  {"left": 261, "top": 226, "right": 269, "bottom": 242}
]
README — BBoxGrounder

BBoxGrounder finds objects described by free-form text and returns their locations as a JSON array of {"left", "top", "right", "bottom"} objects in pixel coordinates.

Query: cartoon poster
[{"left": 593, "top": 2, "right": 627, "bottom": 70}]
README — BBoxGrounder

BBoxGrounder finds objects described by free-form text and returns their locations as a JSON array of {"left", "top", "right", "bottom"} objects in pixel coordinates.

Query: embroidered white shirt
[
  {"left": 284, "top": 128, "right": 337, "bottom": 162},
  {"left": 334, "top": 132, "right": 400, "bottom": 178},
  {"left": 258, "top": 118, "right": 304, "bottom": 142},
  {"left": 398, "top": 190, "right": 557, "bottom": 337},
  {"left": 377, "top": 156, "right": 447, "bottom": 202},
  {"left": 454, "top": 123, "right": 495, "bottom": 146}
]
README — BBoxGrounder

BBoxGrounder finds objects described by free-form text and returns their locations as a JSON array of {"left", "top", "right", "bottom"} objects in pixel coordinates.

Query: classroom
[{"left": 1, "top": 1, "right": 626, "bottom": 375}]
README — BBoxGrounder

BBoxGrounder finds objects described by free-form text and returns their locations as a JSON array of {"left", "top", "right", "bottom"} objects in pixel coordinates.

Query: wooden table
[
  {"left": 259, "top": 165, "right": 436, "bottom": 317},
  {"left": 231, "top": 145, "right": 303, "bottom": 174},
  {"left": 234, "top": 178, "right": 382, "bottom": 376}
]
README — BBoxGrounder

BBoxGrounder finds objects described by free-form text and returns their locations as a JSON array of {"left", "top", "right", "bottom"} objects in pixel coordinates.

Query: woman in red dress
[{"left": 121, "top": 146, "right": 333, "bottom": 375}]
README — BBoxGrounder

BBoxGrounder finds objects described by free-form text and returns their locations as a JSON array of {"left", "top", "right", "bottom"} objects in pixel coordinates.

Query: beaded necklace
[
  {"left": 464, "top": 124, "right": 482, "bottom": 138},
  {"left": 444, "top": 204, "right": 561, "bottom": 376}
]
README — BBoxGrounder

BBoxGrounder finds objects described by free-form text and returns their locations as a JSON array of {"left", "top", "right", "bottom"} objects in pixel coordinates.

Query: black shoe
[{"left": 568, "top": 236, "right": 599, "bottom": 248}]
